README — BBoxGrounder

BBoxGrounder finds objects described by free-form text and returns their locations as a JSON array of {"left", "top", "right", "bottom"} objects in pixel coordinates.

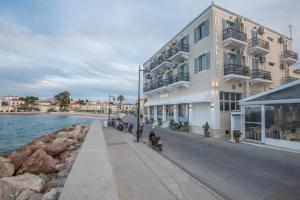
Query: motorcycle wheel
[{"left": 158, "top": 144, "right": 162, "bottom": 151}]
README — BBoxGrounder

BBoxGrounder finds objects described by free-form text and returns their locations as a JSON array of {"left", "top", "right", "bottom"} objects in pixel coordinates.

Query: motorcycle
[
  {"left": 128, "top": 123, "right": 133, "bottom": 133},
  {"left": 148, "top": 126, "right": 163, "bottom": 151}
]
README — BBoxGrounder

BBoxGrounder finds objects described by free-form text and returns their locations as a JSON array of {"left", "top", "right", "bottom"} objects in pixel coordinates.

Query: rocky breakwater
[{"left": 0, "top": 124, "right": 89, "bottom": 200}]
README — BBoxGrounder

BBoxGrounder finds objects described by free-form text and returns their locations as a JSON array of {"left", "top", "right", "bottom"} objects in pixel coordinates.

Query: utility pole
[{"left": 108, "top": 94, "right": 115, "bottom": 126}]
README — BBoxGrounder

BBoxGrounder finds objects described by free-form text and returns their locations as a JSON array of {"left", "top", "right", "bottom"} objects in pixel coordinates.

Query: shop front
[{"left": 240, "top": 80, "right": 300, "bottom": 151}]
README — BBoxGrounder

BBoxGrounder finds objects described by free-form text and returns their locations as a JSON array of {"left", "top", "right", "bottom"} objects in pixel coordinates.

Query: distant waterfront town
[{"left": 0, "top": 94, "right": 138, "bottom": 114}]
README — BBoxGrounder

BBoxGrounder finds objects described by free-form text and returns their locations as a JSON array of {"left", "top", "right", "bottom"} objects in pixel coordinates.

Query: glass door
[{"left": 245, "top": 106, "right": 262, "bottom": 141}]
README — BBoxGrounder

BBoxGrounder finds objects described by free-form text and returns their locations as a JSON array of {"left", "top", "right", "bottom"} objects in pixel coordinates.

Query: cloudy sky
[{"left": 0, "top": 0, "right": 299, "bottom": 102}]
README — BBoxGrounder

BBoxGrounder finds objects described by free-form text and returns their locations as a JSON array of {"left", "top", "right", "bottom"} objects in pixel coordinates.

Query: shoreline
[
  {"left": 0, "top": 111, "right": 118, "bottom": 118},
  {"left": 0, "top": 123, "right": 90, "bottom": 199}
]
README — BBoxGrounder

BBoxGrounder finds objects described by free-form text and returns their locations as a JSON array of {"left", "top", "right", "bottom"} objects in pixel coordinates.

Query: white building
[{"left": 143, "top": 3, "right": 299, "bottom": 137}]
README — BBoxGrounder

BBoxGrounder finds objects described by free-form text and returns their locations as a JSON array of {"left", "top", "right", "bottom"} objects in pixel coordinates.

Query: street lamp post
[
  {"left": 136, "top": 65, "right": 151, "bottom": 142},
  {"left": 108, "top": 94, "right": 115, "bottom": 126}
]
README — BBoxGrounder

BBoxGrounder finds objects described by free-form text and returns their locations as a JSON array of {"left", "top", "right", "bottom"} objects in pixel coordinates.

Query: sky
[{"left": 0, "top": 0, "right": 299, "bottom": 102}]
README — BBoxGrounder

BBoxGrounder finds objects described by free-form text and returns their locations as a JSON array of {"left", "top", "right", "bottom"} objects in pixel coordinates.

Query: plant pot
[
  {"left": 234, "top": 136, "right": 240, "bottom": 143},
  {"left": 204, "top": 131, "right": 210, "bottom": 137}
]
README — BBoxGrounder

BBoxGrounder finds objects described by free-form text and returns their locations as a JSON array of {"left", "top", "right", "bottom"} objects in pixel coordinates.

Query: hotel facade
[{"left": 143, "top": 4, "right": 299, "bottom": 137}]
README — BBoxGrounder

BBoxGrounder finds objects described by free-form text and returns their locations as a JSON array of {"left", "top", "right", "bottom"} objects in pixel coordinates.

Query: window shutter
[
  {"left": 194, "top": 58, "right": 198, "bottom": 73},
  {"left": 206, "top": 52, "right": 210, "bottom": 69},
  {"left": 224, "top": 52, "right": 229, "bottom": 65},
  {"left": 194, "top": 27, "right": 198, "bottom": 43},
  {"left": 236, "top": 53, "right": 242, "bottom": 65},
  {"left": 205, "top": 20, "right": 209, "bottom": 36}
]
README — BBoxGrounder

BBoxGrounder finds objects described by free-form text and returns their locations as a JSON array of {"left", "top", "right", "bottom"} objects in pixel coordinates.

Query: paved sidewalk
[
  {"left": 104, "top": 127, "right": 222, "bottom": 200},
  {"left": 59, "top": 120, "right": 119, "bottom": 200}
]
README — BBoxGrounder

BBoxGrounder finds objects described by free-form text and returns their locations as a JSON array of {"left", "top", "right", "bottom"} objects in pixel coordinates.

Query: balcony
[
  {"left": 169, "top": 43, "right": 190, "bottom": 63},
  {"left": 223, "top": 28, "right": 247, "bottom": 49},
  {"left": 224, "top": 64, "right": 250, "bottom": 81},
  {"left": 149, "top": 79, "right": 171, "bottom": 94},
  {"left": 248, "top": 38, "right": 270, "bottom": 55},
  {"left": 149, "top": 54, "right": 172, "bottom": 73},
  {"left": 250, "top": 69, "right": 272, "bottom": 85},
  {"left": 143, "top": 83, "right": 151, "bottom": 95},
  {"left": 281, "top": 76, "right": 299, "bottom": 85},
  {"left": 168, "top": 73, "right": 190, "bottom": 88},
  {"left": 281, "top": 50, "right": 298, "bottom": 65}
]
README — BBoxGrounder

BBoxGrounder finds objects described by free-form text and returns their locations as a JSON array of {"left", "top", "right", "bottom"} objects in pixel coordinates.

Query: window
[
  {"left": 144, "top": 107, "right": 148, "bottom": 115},
  {"left": 157, "top": 105, "right": 163, "bottom": 116},
  {"left": 220, "top": 92, "right": 241, "bottom": 111},
  {"left": 252, "top": 58, "right": 259, "bottom": 70},
  {"left": 194, "top": 20, "right": 209, "bottom": 43},
  {"left": 194, "top": 52, "right": 210, "bottom": 73}
]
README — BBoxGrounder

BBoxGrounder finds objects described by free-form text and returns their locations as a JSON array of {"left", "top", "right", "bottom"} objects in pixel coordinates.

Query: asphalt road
[{"left": 144, "top": 127, "right": 300, "bottom": 200}]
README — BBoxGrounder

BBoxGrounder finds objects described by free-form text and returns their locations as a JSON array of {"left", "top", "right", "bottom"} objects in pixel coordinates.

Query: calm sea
[{"left": 0, "top": 114, "right": 93, "bottom": 154}]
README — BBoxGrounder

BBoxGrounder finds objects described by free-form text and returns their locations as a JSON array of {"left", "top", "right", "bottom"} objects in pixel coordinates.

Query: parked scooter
[
  {"left": 148, "top": 126, "right": 163, "bottom": 151},
  {"left": 136, "top": 123, "right": 144, "bottom": 138},
  {"left": 128, "top": 123, "right": 133, "bottom": 133},
  {"left": 174, "top": 121, "right": 183, "bottom": 129}
]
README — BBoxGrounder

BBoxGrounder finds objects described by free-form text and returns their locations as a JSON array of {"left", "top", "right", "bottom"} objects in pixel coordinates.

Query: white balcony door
[{"left": 252, "top": 58, "right": 259, "bottom": 70}]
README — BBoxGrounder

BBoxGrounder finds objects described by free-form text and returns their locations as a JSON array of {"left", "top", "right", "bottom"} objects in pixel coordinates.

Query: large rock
[
  {"left": 43, "top": 143, "right": 66, "bottom": 156},
  {"left": 1, "top": 172, "right": 45, "bottom": 192},
  {"left": 44, "top": 178, "right": 66, "bottom": 191},
  {"left": 0, "top": 179, "right": 20, "bottom": 200},
  {"left": 41, "top": 188, "right": 62, "bottom": 200},
  {"left": 52, "top": 138, "right": 77, "bottom": 147},
  {"left": 0, "top": 156, "right": 15, "bottom": 177},
  {"left": 17, "top": 150, "right": 56, "bottom": 175},
  {"left": 8, "top": 145, "right": 33, "bottom": 171},
  {"left": 57, "top": 125, "right": 86, "bottom": 140},
  {"left": 16, "top": 189, "right": 35, "bottom": 200},
  {"left": 32, "top": 134, "right": 56, "bottom": 144},
  {"left": 28, "top": 193, "right": 43, "bottom": 200}
]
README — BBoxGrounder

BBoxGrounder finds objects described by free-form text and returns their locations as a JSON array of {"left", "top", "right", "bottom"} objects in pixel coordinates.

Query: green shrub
[
  {"left": 202, "top": 122, "right": 210, "bottom": 132},
  {"left": 158, "top": 118, "right": 162, "bottom": 126},
  {"left": 169, "top": 119, "right": 175, "bottom": 127}
]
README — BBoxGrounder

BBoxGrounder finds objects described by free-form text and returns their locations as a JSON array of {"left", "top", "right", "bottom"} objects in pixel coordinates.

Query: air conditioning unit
[
  {"left": 259, "top": 56, "right": 266, "bottom": 63},
  {"left": 258, "top": 27, "right": 265, "bottom": 34},
  {"left": 278, "top": 36, "right": 284, "bottom": 43},
  {"left": 280, "top": 62, "right": 287, "bottom": 69}
]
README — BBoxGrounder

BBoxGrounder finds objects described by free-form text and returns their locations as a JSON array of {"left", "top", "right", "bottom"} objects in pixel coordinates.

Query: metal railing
[
  {"left": 251, "top": 69, "right": 271, "bottom": 80},
  {"left": 282, "top": 50, "right": 298, "bottom": 60},
  {"left": 281, "top": 76, "right": 299, "bottom": 85},
  {"left": 170, "top": 73, "right": 189, "bottom": 83},
  {"left": 224, "top": 64, "right": 249, "bottom": 76},
  {"left": 169, "top": 43, "right": 189, "bottom": 58},
  {"left": 223, "top": 28, "right": 247, "bottom": 42},
  {"left": 249, "top": 38, "right": 269, "bottom": 50}
]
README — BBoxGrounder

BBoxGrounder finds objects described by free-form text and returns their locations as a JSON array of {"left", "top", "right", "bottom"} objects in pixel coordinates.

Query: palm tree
[{"left": 117, "top": 95, "right": 125, "bottom": 109}]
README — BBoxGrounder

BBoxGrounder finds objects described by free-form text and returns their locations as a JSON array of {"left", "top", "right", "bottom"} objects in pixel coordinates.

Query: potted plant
[
  {"left": 158, "top": 118, "right": 162, "bottom": 127},
  {"left": 202, "top": 122, "right": 210, "bottom": 137},
  {"left": 169, "top": 119, "right": 175, "bottom": 130},
  {"left": 183, "top": 121, "right": 189, "bottom": 132},
  {"left": 233, "top": 130, "right": 241, "bottom": 143}
]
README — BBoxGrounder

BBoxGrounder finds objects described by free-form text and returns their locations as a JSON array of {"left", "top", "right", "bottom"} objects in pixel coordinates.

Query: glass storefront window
[
  {"left": 245, "top": 106, "right": 262, "bottom": 141},
  {"left": 178, "top": 104, "right": 188, "bottom": 122},
  {"left": 265, "top": 104, "right": 300, "bottom": 142},
  {"left": 157, "top": 105, "right": 163, "bottom": 117},
  {"left": 166, "top": 105, "right": 174, "bottom": 121}
]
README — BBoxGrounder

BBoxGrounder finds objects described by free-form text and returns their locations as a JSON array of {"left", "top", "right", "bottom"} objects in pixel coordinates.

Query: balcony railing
[
  {"left": 170, "top": 73, "right": 189, "bottom": 83},
  {"left": 282, "top": 50, "right": 298, "bottom": 60},
  {"left": 249, "top": 38, "right": 269, "bottom": 50},
  {"left": 281, "top": 76, "right": 299, "bottom": 85},
  {"left": 223, "top": 28, "right": 247, "bottom": 42},
  {"left": 169, "top": 43, "right": 189, "bottom": 57},
  {"left": 224, "top": 64, "right": 249, "bottom": 77},
  {"left": 251, "top": 69, "right": 271, "bottom": 81}
]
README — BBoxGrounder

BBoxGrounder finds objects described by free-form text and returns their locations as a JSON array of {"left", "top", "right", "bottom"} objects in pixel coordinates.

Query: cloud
[{"left": 0, "top": 0, "right": 299, "bottom": 102}]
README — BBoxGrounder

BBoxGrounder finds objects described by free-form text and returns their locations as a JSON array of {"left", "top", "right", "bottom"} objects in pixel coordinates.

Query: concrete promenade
[
  {"left": 59, "top": 119, "right": 222, "bottom": 200},
  {"left": 59, "top": 119, "right": 119, "bottom": 200}
]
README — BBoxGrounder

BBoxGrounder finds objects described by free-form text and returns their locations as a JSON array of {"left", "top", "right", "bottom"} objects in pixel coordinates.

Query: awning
[{"left": 144, "top": 92, "right": 212, "bottom": 106}]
